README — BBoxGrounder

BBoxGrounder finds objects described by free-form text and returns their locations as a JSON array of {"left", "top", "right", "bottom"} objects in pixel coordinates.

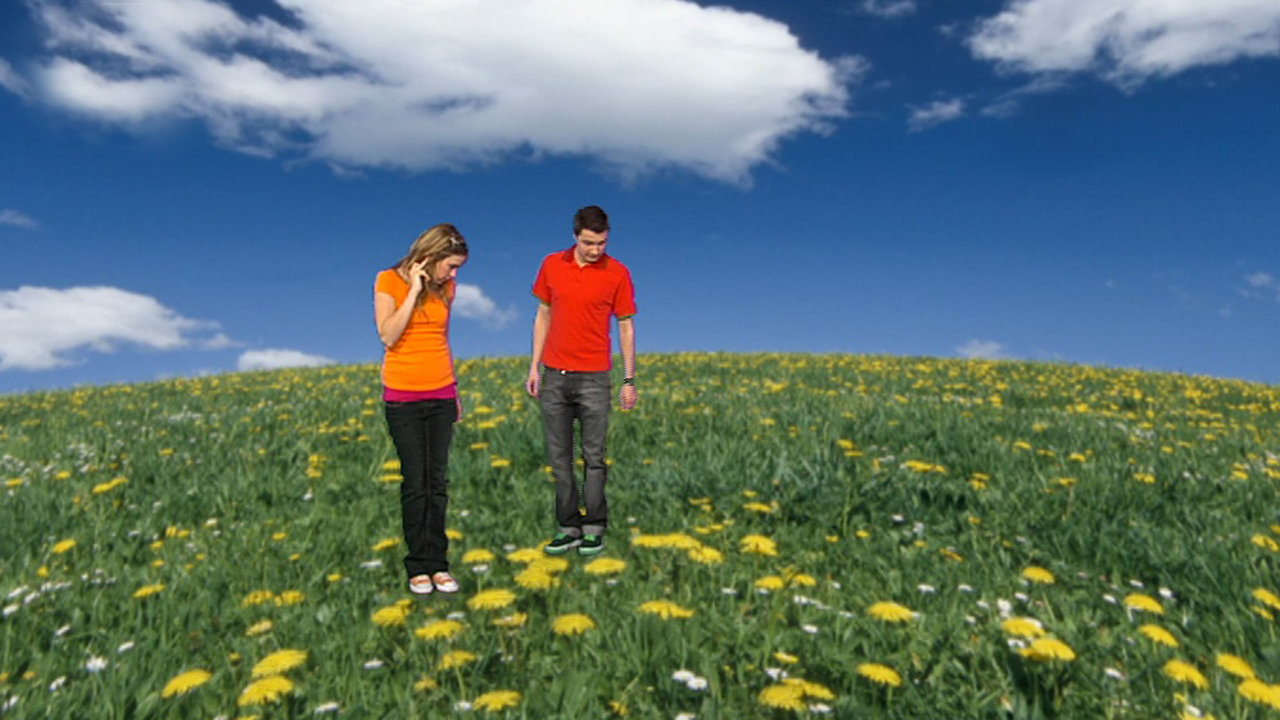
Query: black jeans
[
  {"left": 384, "top": 399, "right": 457, "bottom": 577},
  {"left": 539, "top": 369, "right": 611, "bottom": 536}
]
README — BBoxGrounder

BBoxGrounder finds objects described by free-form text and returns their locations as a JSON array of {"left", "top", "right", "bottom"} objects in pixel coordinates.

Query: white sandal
[{"left": 409, "top": 575, "right": 434, "bottom": 595}]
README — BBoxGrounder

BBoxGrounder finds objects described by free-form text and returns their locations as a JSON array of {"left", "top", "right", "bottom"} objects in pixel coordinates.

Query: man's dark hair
[{"left": 573, "top": 206, "right": 610, "bottom": 236}]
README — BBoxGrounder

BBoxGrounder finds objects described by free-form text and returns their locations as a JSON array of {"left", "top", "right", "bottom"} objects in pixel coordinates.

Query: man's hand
[
  {"left": 525, "top": 366, "right": 541, "bottom": 398},
  {"left": 620, "top": 383, "right": 637, "bottom": 410}
]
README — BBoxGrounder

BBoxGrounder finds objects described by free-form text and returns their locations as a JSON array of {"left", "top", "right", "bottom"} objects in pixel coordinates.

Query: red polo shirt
[{"left": 532, "top": 249, "right": 637, "bottom": 372}]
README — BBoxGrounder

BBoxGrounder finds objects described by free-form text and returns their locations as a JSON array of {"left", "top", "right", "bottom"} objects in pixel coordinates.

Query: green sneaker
[
  {"left": 578, "top": 535, "right": 605, "bottom": 556},
  {"left": 544, "top": 532, "right": 581, "bottom": 555}
]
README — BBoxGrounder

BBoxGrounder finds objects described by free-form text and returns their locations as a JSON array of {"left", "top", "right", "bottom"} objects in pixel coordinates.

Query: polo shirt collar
[{"left": 561, "top": 247, "right": 610, "bottom": 269}]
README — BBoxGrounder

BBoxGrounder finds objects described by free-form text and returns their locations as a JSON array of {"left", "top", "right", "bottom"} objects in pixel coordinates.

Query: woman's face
[{"left": 433, "top": 254, "right": 466, "bottom": 284}]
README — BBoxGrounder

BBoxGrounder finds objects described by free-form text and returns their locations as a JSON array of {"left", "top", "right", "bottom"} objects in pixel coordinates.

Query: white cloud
[
  {"left": 22, "top": 0, "right": 856, "bottom": 185},
  {"left": 201, "top": 332, "right": 238, "bottom": 350},
  {"left": 859, "top": 1, "right": 918, "bottom": 19},
  {"left": 956, "top": 339, "right": 1009, "bottom": 360},
  {"left": 969, "top": 0, "right": 1280, "bottom": 87},
  {"left": 1241, "top": 271, "right": 1280, "bottom": 302},
  {"left": 237, "top": 348, "right": 334, "bottom": 371},
  {"left": 0, "top": 286, "right": 219, "bottom": 371},
  {"left": 1246, "top": 272, "right": 1276, "bottom": 288},
  {"left": 0, "top": 59, "right": 31, "bottom": 98},
  {"left": 908, "top": 98, "right": 965, "bottom": 131},
  {"left": 0, "top": 210, "right": 40, "bottom": 229},
  {"left": 453, "top": 284, "right": 518, "bottom": 330}
]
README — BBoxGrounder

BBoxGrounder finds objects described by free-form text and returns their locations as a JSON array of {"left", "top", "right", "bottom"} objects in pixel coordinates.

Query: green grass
[{"left": 2, "top": 353, "right": 1280, "bottom": 719}]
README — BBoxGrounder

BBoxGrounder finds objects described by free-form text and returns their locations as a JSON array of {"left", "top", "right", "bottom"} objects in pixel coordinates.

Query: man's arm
[
  {"left": 618, "top": 316, "right": 637, "bottom": 410},
  {"left": 525, "top": 302, "right": 551, "bottom": 397}
]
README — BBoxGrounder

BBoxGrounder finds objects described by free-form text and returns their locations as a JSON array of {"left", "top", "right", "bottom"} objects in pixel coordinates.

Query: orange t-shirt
[
  {"left": 375, "top": 269, "right": 456, "bottom": 391},
  {"left": 532, "top": 249, "right": 637, "bottom": 373}
]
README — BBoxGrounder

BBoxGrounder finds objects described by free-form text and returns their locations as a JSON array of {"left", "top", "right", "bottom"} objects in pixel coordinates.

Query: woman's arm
[{"left": 375, "top": 263, "right": 427, "bottom": 348}]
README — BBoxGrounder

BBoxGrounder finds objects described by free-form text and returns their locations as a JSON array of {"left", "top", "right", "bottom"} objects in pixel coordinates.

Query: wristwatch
[{"left": 622, "top": 377, "right": 635, "bottom": 386}]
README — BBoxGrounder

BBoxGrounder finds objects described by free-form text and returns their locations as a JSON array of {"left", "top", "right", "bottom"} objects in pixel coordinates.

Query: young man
[{"left": 525, "top": 205, "right": 638, "bottom": 556}]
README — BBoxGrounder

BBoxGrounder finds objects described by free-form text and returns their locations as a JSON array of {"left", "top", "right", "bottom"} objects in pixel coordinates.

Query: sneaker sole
[
  {"left": 545, "top": 541, "right": 581, "bottom": 555},
  {"left": 578, "top": 545, "right": 605, "bottom": 556}
]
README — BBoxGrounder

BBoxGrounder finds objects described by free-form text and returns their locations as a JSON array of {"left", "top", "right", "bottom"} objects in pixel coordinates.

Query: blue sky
[{"left": 1, "top": 0, "right": 1278, "bottom": 395}]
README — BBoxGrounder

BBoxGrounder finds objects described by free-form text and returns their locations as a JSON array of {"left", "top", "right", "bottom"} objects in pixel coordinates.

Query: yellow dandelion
[
  {"left": 743, "top": 502, "right": 773, "bottom": 514},
  {"left": 414, "top": 675, "right": 438, "bottom": 692},
  {"left": 1138, "top": 624, "right": 1179, "bottom": 647},
  {"left": 1217, "top": 653, "right": 1256, "bottom": 680},
  {"left": 473, "top": 690, "right": 521, "bottom": 712},
  {"left": 467, "top": 589, "right": 516, "bottom": 611},
  {"left": 416, "top": 619, "right": 465, "bottom": 641},
  {"left": 506, "top": 547, "right": 543, "bottom": 564},
  {"left": 773, "top": 651, "right": 799, "bottom": 664},
  {"left": 687, "top": 545, "right": 724, "bottom": 564},
  {"left": 461, "top": 548, "right": 496, "bottom": 565},
  {"left": 740, "top": 534, "right": 778, "bottom": 556},
  {"left": 52, "top": 539, "right": 77, "bottom": 554},
  {"left": 788, "top": 572, "right": 817, "bottom": 587},
  {"left": 857, "top": 663, "right": 903, "bottom": 687},
  {"left": 251, "top": 649, "right": 307, "bottom": 678},
  {"left": 553, "top": 613, "right": 596, "bottom": 636},
  {"left": 133, "top": 583, "right": 166, "bottom": 599},
  {"left": 446, "top": 529, "right": 464, "bottom": 540},
  {"left": 1253, "top": 534, "right": 1280, "bottom": 552},
  {"left": 372, "top": 538, "right": 400, "bottom": 552},
  {"left": 1021, "top": 566, "right": 1055, "bottom": 584},
  {"left": 1163, "top": 660, "right": 1208, "bottom": 689},
  {"left": 1239, "top": 679, "right": 1280, "bottom": 709},
  {"left": 583, "top": 557, "right": 627, "bottom": 575},
  {"left": 242, "top": 590, "right": 275, "bottom": 607},
  {"left": 609, "top": 699, "right": 629, "bottom": 716},
  {"left": 631, "top": 533, "right": 701, "bottom": 550},
  {"left": 245, "top": 620, "right": 274, "bottom": 637},
  {"left": 161, "top": 669, "right": 213, "bottom": 698},
  {"left": 867, "top": 601, "right": 917, "bottom": 622},
  {"left": 755, "top": 575, "right": 786, "bottom": 591},
  {"left": 492, "top": 612, "right": 528, "bottom": 628},
  {"left": 1019, "top": 638, "right": 1076, "bottom": 662},
  {"left": 274, "top": 590, "right": 305, "bottom": 606},
  {"left": 788, "top": 678, "right": 836, "bottom": 701},
  {"left": 1253, "top": 588, "right": 1280, "bottom": 611},
  {"left": 438, "top": 650, "right": 477, "bottom": 670},
  {"left": 372, "top": 605, "right": 410, "bottom": 627},
  {"left": 1124, "top": 593, "right": 1165, "bottom": 614},
  {"left": 530, "top": 556, "right": 570, "bottom": 574},
  {"left": 1001, "top": 617, "right": 1046, "bottom": 639},
  {"left": 514, "top": 567, "right": 557, "bottom": 591},
  {"left": 1254, "top": 605, "right": 1275, "bottom": 620},
  {"left": 758, "top": 683, "right": 806, "bottom": 711},
  {"left": 638, "top": 600, "right": 695, "bottom": 619},
  {"left": 92, "top": 477, "right": 128, "bottom": 494},
  {"left": 238, "top": 675, "right": 295, "bottom": 706}
]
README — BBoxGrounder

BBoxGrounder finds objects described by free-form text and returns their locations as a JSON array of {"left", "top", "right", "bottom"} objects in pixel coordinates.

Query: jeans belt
[{"left": 545, "top": 366, "right": 587, "bottom": 375}]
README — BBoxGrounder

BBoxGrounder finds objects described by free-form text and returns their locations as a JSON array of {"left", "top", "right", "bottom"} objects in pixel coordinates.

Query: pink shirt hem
[{"left": 383, "top": 383, "right": 458, "bottom": 402}]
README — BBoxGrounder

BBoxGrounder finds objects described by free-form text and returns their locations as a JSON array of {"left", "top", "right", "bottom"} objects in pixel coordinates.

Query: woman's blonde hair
[{"left": 395, "top": 223, "right": 468, "bottom": 306}]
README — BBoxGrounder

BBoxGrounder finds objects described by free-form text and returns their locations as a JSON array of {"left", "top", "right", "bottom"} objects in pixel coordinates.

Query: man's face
[{"left": 574, "top": 229, "right": 608, "bottom": 265}]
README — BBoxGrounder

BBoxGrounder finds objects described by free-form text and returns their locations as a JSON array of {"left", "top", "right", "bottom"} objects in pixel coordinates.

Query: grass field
[{"left": 3, "top": 352, "right": 1280, "bottom": 719}]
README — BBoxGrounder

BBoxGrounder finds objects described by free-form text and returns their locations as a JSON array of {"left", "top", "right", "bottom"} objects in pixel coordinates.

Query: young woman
[{"left": 374, "top": 223, "right": 468, "bottom": 595}]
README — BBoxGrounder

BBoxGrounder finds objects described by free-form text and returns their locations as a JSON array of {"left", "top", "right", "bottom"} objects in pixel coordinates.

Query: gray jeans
[{"left": 539, "top": 368, "right": 611, "bottom": 536}]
